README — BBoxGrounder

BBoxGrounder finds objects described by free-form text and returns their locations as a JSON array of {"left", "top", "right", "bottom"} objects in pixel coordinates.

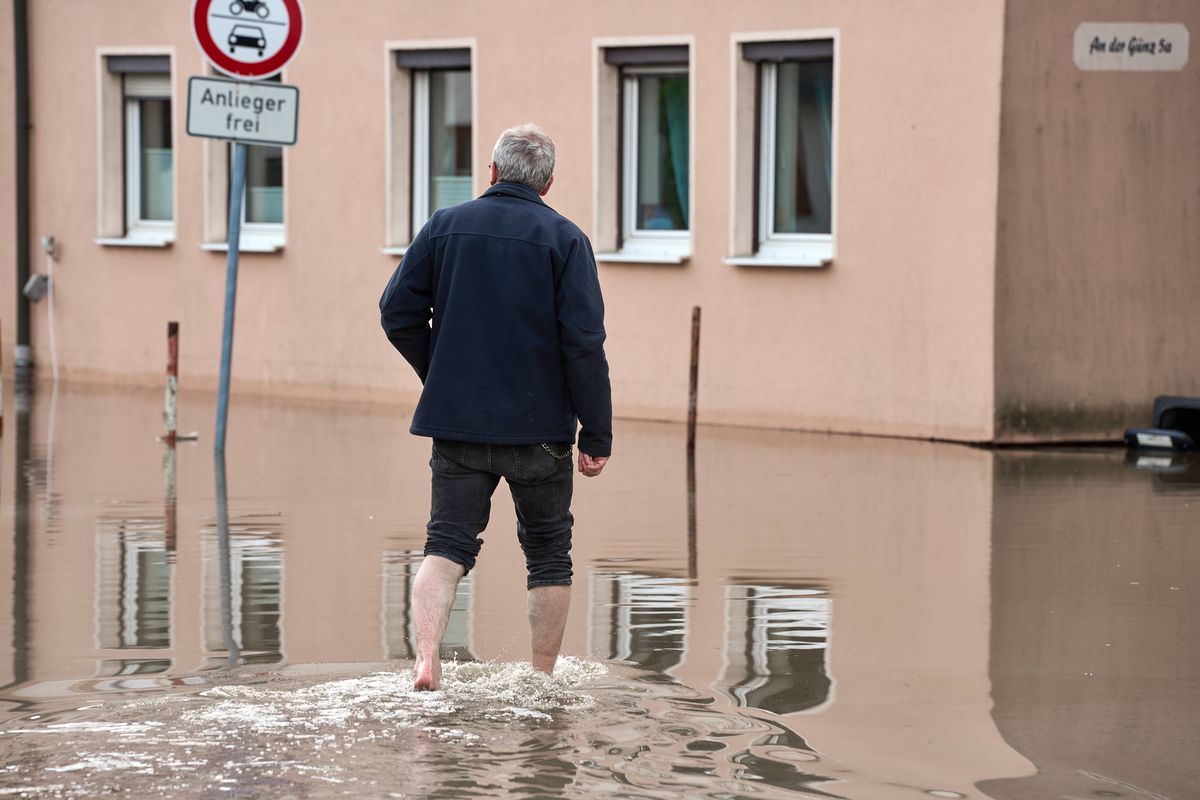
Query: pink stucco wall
[{"left": 4, "top": 0, "right": 1007, "bottom": 441}]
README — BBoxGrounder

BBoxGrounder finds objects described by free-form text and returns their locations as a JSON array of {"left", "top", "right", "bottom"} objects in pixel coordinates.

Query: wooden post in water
[
  {"left": 163, "top": 322, "right": 179, "bottom": 446},
  {"left": 686, "top": 306, "right": 701, "bottom": 580},
  {"left": 687, "top": 306, "right": 701, "bottom": 458},
  {"left": 164, "top": 445, "right": 177, "bottom": 555}
]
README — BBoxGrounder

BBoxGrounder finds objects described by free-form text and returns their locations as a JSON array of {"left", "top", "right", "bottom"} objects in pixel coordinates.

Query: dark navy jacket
[{"left": 379, "top": 182, "right": 613, "bottom": 457}]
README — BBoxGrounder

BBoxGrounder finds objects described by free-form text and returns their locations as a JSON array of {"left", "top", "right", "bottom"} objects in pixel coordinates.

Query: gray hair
[{"left": 491, "top": 124, "right": 555, "bottom": 193}]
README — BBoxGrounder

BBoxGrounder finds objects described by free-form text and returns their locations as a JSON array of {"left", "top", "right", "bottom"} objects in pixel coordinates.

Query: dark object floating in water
[{"left": 1124, "top": 396, "right": 1200, "bottom": 451}]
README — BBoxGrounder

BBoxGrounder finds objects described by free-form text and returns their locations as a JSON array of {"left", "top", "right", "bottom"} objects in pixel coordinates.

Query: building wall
[
  {"left": 994, "top": 1, "right": 1200, "bottom": 441},
  {"left": 8, "top": 0, "right": 1005, "bottom": 441}
]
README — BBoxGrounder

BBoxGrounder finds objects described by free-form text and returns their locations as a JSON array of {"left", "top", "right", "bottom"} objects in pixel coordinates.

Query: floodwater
[{"left": 0, "top": 383, "right": 1197, "bottom": 799}]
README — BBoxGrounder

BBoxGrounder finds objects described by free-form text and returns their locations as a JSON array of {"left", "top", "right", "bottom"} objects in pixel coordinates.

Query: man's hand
[{"left": 578, "top": 452, "right": 609, "bottom": 477}]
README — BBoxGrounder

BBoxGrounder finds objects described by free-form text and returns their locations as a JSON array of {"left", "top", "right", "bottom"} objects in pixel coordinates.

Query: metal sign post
[
  {"left": 189, "top": 0, "right": 303, "bottom": 455},
  {"left": 215, "top": 143, "right": 247, "bottom": 454}
]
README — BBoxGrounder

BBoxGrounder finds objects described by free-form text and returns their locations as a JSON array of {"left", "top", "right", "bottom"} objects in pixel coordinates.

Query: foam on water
[
  {"left": 0, "top": 659, "right": 615, "bottom": 798},
  {"left": 0, "top": 658, "right": 848, "bottom": 799}
]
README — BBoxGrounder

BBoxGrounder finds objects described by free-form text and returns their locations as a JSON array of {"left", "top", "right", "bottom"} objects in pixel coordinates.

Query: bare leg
[
  {"left": 528, "top": 585, "right": 571, "bottom": 674},
  {"left": 411, "top": 555, "right": 465, "bottom": 690}
]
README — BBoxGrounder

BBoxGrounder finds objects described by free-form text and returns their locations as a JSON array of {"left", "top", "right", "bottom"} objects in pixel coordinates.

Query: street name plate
[
  {"left": 1074, "top": 22, "right": 1190, "bottom": 71},
  {"left": 187, "top": 76, "right": 299, "bottom": 145}
]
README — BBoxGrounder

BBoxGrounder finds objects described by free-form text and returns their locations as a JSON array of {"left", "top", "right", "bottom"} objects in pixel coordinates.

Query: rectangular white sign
[
  {"left": 1074, "top": 22, "right": 1190, "bottom": 71},
  {"left": 186, "top": 76, "right": 299, "bottom": 145}
]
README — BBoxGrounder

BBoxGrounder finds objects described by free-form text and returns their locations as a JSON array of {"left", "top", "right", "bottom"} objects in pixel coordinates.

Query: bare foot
[{"left": 413, "top": 655, "right": 440, "bottom": 691}]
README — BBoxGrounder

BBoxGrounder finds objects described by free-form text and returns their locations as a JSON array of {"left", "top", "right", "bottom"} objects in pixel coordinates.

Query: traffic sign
[
  {"left": 192, "top": 0, "right": 304, "bottom": 80},
  {"left": 187, "top": 77, "right": 299, "bottom": 145}
]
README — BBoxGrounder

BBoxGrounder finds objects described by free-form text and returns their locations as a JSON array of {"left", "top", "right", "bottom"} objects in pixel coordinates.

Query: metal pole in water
[
  {"left": 215, "top": 143, "right": 247, "bottom": 455},
  {"left": 214, "top": 452, "right": 239, "bottom": 666}
]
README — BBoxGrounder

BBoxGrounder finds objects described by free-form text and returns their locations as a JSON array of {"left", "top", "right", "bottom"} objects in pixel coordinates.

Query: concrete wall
[
  {"left": 994, "top": 1, "right": 1200, "bottom": 441},
  {"left": 1, "top": 0, "right": 1005, "bottom": 441}
]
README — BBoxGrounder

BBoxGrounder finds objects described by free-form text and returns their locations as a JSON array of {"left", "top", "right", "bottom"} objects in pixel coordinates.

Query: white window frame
[
  {"left": 755, "top": 62, "right": 834, "bottom": 265},
  {"left": 239, "top": 143, "right": 286, "bottom": 249},
  {"left": 198, "top": 142, "right": 286, "bottom": 253},
  {"left": 95, "top": 50, "right": 177, "bottom": 249},
  {"left": 198, "top": 71, "right": 287, "bottom": 254},
  {"left": 725, "top": 31, "right": 839, "bottom": 269},
  {"left": 410, "top": 68, "right": 473, "bottom": 237},
  {"left": 619, "top": 66, "right": 691, "bottom": 261},
  {"left": 410, "top": 70, "right": 433, "bottom": 237},
  {"left": 383, "top": 40, "right": 476, "bottom": 256},
  {"left": 122, "top": 74, "right": 175, "bottom": 245}
]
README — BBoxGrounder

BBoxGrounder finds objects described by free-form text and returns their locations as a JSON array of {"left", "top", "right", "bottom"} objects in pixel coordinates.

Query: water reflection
[
  {"left": 589, "top": 571, "right": 690, "bottom": 674},
  {"left": 720, "top": 584, "right": 831, "bottom": 715},
  {"left": 200, "top": 516, "right": 283, "bottom": 666},
  {"left": 0, "top": 385, "right": 1196, "bottom": 799},
  {"left": 1126, "top": 449, "right": 1200, "bottom": 490},
  {"left": 382, "top": 549, "right": 475, "bottom": 662},
  {"left": 94, "top": 518, "right": 172, "bottom": 652}
]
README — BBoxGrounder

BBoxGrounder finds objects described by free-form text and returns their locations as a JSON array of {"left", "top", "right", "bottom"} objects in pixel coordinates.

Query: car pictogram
[{"left": 228, "top": 24, "right": 267, "bottom": 56}]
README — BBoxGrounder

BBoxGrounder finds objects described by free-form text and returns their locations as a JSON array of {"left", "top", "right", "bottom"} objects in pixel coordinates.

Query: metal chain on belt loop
[{"left": 541, "top": 443, "right": 573, "bottom": 460}]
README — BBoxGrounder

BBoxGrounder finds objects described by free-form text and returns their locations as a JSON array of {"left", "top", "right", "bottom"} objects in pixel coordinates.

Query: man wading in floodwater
[{"left": 379, "top": 124, "right": 612, "bottom": 691}]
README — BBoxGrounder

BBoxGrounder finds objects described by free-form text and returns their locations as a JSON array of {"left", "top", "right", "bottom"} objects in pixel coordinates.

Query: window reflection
[
  {"left": 136, "top": 98, "right": 173, "bottom": 222},
  {"left": 95, "top": 519, "right": 171, "bottom": 651},
  {"left": 96, "top": 658, "right": 172, "bottom": 677},
  {"left": 202, "top": 522, "right": 283, "bottom": 665},
  {"left": 381, "top": 550, "right": 475, "bottom": 662},
  {"left": 632, "top": 73, "right": 689, "bottom": 231},
  {"left": 427, "top": 70, "right": 472, "bottom": 212},
  {"left": 589, "top": 571, "right": 690, "bottom": 673},
  {"left": 768, "top": 60, "right": 833, "bottom": 236},
  {"left": 245, "top": 145, "right": 284, "bottom": 224},
  {"left": 720, "top": 584, "right": 832, "bottom": 714}
]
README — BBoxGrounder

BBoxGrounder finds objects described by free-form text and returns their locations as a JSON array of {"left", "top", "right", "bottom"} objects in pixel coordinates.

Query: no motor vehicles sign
[{"left": 192, "top": 0, "right": 304, "bottom": 79}]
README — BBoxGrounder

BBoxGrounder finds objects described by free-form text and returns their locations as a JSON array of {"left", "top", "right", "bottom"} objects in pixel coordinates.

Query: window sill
[
  {"left": 724, "top": 254, "right": 832, "bottom": 269},
  {"left": 596, "top": 251, "right": 690, "bottom": 265},
  {"left": 380, "top": 245, "right": 408, "bottom": 256},
  {"left": 200, "top": 238, "right": 285, "bottom": 254},
  {"left": 95, "top": 234, "right": 175, "bottom": 248}
]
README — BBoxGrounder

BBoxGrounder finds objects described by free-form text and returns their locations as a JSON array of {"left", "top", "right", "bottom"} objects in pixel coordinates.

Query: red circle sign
[{"left": 192, "top": 0, "right": 304, "bottom": 80}]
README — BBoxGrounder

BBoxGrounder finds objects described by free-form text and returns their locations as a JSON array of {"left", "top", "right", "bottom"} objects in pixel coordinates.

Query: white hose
[{"left": 47, "top": 249, "right": 59, "bottom": 383}]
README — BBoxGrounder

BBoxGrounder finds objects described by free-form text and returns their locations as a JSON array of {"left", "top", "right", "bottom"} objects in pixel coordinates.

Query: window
[
  {"left": 412, "top": 69, "right": 472, "bottom": 232},
  {"left": 97, "top": 54, "right": 175, "bottom": 247},
  {"left": 623, "top": 69, "right": 689, "bottom": 241},
  {"left": 596, "top": 45, "right": 691, "bottom": 263},
  {"left": 201, "top": 76, "right": 287, "bottom": 252},
  {"left": 241, "top": 144, "right": 285, "bottom": 226},
  {"left": 385, "top": 46, "right": 473, "bottom": 252},
  {"left": 728, "top": 37, "right": 835, "bottom": 268}
]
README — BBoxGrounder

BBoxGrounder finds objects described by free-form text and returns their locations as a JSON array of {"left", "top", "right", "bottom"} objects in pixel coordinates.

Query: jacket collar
[{"left": 482, "top": 181, "right": 545, "bottom": 205}]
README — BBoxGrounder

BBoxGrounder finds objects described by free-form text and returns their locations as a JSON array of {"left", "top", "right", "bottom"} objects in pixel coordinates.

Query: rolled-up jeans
[{"left": 424, "top": 439, "right": 575, "bottom": 589}]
